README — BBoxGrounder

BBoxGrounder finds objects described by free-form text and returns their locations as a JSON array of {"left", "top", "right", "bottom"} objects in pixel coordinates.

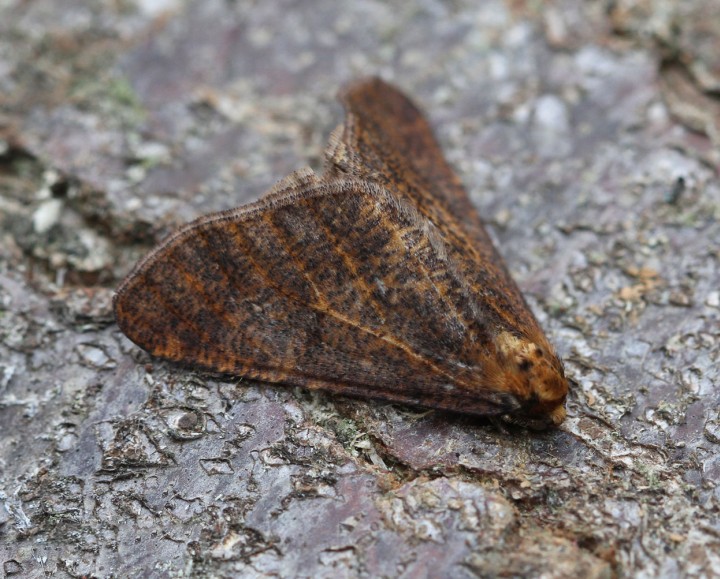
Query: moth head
[{"left": 493, "top": 332, "right": 568, "bottom": 429}]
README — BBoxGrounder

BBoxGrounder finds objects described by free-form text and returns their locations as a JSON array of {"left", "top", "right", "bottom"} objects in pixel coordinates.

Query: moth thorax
[{"left": 495, "top": 331, "right": 568, "bottom": 424}]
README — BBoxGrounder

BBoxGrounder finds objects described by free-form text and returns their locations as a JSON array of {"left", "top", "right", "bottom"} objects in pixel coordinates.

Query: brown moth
[{"left": 114, "top": 78, "right": 568, "bottom": 429}]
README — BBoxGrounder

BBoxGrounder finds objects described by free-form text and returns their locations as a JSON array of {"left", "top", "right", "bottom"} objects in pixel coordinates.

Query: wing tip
[{"left": 338, "top": 76, "right": 406, "bottom": 109}]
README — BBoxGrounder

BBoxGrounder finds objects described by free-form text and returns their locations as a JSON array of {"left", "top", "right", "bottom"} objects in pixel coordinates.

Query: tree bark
[{"left": 1, "top": 1, "right": 718, "bottom": 577}]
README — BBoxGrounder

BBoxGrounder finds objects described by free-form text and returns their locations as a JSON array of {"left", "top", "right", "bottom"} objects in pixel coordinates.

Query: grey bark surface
[{"left": 1, "top": 1, "right": 718, "bottom": 577}]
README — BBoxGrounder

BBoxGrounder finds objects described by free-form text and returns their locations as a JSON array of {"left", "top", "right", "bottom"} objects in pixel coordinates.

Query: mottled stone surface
[{"left": 0, "top": 1, "right": 718, "bottom": 577}]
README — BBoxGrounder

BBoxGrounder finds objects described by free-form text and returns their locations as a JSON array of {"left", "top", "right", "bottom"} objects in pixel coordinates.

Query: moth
[{"left": 114, "top": 78, "right": 568, "bottom": 429}]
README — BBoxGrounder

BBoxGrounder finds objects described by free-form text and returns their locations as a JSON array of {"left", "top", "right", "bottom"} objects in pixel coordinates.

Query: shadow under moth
[{"left": 114, "top": 78, "right": 568, "bottom": 429}]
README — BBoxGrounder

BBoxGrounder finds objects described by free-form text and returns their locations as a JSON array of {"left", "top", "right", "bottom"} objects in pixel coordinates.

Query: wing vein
[{"left": 232, "top": 212, "right": 473, "bottom": 390}]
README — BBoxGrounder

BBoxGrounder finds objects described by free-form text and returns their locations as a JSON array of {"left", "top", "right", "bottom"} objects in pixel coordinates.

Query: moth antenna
[
  {"left": 262, "top": 167, "right": 320, "bottom": 202},
  {"left": 325, "top": 123, "right": 352, "bottom": 172}
]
